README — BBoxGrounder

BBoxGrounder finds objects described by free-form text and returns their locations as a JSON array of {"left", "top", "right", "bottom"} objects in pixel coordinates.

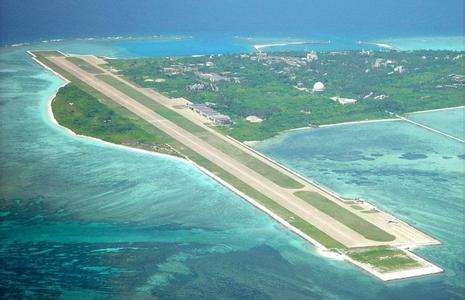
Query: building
[
  {"left": 245, "top": 115, "right": 263, "bottom": 123},
  {"left": 330, "top": 96, "right": 358, "bottom": 105},
  {"left": 312, "top": 81, "right": 325, "bottom": 92},
  {"left": 306, "top": 51, "right": 318, "bottom": 62},
  {"left": 196, "top": 72, "right": 228, "bottom": 82},
  {"left": 187, "top": 103, "right": 231, "bottom": 125}
]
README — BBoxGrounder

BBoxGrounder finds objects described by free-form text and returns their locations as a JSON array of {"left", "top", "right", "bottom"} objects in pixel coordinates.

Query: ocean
[
  {"left": 0, "top": 0, "right": 463, "bottom": 46},
  {"left": 0, "top": 1, "right": 464, "bottom": 298}
]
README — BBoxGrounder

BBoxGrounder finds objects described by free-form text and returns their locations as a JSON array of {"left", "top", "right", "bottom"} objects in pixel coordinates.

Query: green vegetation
[
  {"left": 185, "top": 155, "right": 345, "bottom": 249},
  {"left": 52, "top": 83, "right": 179, "bottom": 155},
  {"left": 106, "top": 50, "right": 465, "bottom": 140},
  {"left": 351, "top": 205, "right": 364, "bottom": 210},
  {"left": 294, "top": 191, "right": 395, "bottom": 242},
  {"left": 66, "top": 57, "right": 104, "bottom": 74},
  {"left": 96, "top": 74, "right": 304, "bottom": 189},
  {"left": 35, "top": 51, "right": 341, "bottom": 249},
  {"left": 346, "top": 247, "right": 420, "bottom": 272},
  {"left": 34, "top": 51, "right": 428, "bottom": 272},
  {"left": 32, "top": 50, "right": 64, "bottom": 57}
]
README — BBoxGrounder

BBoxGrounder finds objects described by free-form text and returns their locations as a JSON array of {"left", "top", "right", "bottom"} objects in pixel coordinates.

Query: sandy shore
[
  {"left": 33, "top": 51, "right": 445, "bottom": 282},
  {"left": 358, "top": 41, "right": 400, "bottom": 51},
  {"left": 38, "top": 54, "right": 360, "bottom": 268},
  {"left": 253, "top": 41, "right": 309, "bottom": 51},
  {"left": 285, "top": 118, "right": 400, "bottom": 134},
  {"left": 45, "top": 83, "right": 186, "bottom": 163},
  {"left": 253, "top": 39, "right": 330, "bottom": 52},
  {"left": 44, "top": 81, "right": 334, "bottom": 257}
]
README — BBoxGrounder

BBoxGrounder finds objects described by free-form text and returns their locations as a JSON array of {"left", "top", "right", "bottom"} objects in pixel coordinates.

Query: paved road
[{"left": 47, "top": 55, "right": 440, "bottom": 248}]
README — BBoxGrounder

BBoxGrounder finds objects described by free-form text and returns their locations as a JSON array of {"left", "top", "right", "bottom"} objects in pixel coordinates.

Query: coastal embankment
[{"left": 31, "top": 50, "right": 445, "bottom": 281}]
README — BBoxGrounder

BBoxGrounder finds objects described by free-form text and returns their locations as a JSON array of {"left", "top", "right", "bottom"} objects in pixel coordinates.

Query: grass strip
[
  {"left": 66, "top": 57, "right": 104, "bottom": 74},
  {"left": 31, "top": 50, "right": 64, "bottom": 57},
  {"left": 34, "top": 51, "right": 345, "bottom": 249},
  {"left": 96, "top": 74, "right": 304, "bottom": 190},
  {"left": 346, "top": 246, "right": 420, "bottom": 272},
  {"left": 294, "top": 191, "right": 395, "bottom": 242}
]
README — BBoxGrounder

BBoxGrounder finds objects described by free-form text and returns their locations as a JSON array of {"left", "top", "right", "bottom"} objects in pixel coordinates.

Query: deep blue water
[{"left": 0, "top": 0, "right": 463, "bottom": 45}]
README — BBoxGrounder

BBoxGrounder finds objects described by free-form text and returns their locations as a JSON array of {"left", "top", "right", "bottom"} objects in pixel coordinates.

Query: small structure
[
  {"left": 187, "top": 103, "right": 231, "bottom": 125},
  {"left": 393, "top": 65, "right": 404, "bottom": 73},
  {"left": 196, "top": 72, "right": 228, "bottom": 82},
  {"left": 306, "top": 51, "right": 318, "bottom": 62},
  {"left": 245, "top": 115, "right": 263, "bottom": 123},
  {"left": 256, "top": 51, "right": 268, "bottom": 60},
  {"left": 312, "top": 81, "right": 325, "bottom": 92},
  {"left": 374, "top": 94, "right": 388, "bottom": 100},
  {"left": 330, "top": 96, "right": 358, "bottom": 105}
]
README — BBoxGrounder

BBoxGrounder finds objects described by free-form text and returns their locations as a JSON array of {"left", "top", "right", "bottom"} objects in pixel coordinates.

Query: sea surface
[
  {"left": 407, "top": 108, "right": 465, "bottom": 140},
  {"left": 374, "top": 36, "right": 465, "bottom": 51},
  {"left": 0, "top": 36, "right": 464, "bottom": 299},
  {"left": 0, "top": 0, "right": 463, "bottom": 46},
  {"left": 256, "top": 111, "right": 465, "bottom": 299}
]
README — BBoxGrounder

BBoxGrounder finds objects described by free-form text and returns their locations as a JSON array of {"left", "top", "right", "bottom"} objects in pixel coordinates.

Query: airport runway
[{"left": 44, "top": 54, "right": 440, "bottom": 249}]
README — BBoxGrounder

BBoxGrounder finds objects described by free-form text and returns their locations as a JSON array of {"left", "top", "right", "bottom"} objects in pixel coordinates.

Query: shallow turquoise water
[
  {"left": 256, "top": 119, "right": 465, "bottom": 297},
  {"left": 1, "top": 38, "right": 464, "bottom": 298},
  {"left": 375, "top": 36, "right": 465, "bottom": 51},
  {"left": 408, "top": 107, "right": 465, "bottom": 140}
]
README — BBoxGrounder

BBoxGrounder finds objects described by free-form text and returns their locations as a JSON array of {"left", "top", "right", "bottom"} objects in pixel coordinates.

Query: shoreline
[
  {"left": 405, "top": 105, "right": 465, "bottom": 116},
  {"left": 44, "top": 80, "right": 340, "bottom": 261},
  {"left": 34, "top": 51, "right": 445, "bottom": 282},
  {"left": 249, "top": 105, "right": 465, "bottom": 145},
  {"left": 371, "top": 36, "right": 465, "bottom": 52},
  {"left": 244, "top": 118, "right": 402, "bottom": 146},
  {"left": 358, "top": 41, "right": 399, "bottom": 51},
  {"left": 44, "top": 88, "right": 444, "bottom": 282},
  {"left": 7, "top": 34, "right": 465, "bottom": 54},
  {"left": 47, "top": 85, "right": 441, "bottom": 280},
  {"left": 44, "top": 82, "right": 187, "bottom": 164},
  {"left": 4, "top": 34, "right": 191, "bottom": 49},
  {"left": 253, "top": 40, "right": 330, "bottom": 52}
]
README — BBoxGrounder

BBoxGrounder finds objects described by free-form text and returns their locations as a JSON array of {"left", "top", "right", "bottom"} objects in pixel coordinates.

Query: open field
[
  {"left": 346, "top": 247, "right": 420, "bottom": 273},
  {"left": 30, "top": 50, "right": 443, "bottom": 280}
]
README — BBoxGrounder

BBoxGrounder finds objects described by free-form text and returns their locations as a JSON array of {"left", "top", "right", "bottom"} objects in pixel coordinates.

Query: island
[
  {"left": 28, "top": 48, "right": 464, "bottom": 281},
  {"left": 106, "top": 50, "right": 464, "bottom": 141}
]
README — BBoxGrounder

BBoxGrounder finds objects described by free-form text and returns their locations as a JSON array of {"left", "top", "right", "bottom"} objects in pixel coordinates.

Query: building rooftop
[{"left": 187, "top": 103, "right": 231, "bottom": 124}]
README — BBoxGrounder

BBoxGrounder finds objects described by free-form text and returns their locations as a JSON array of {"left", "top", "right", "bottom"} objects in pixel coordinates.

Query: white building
[
  {"left": 394, "top": 65, "right": 404, "bottom": 73},
  {"left": 330, "top": 96, "right": 358, "bottom": 105},
  {"left": 306, "top": 51, "right": 318, "bottom": 62},
  {"left": 312, "top": 81, "right": 325, "bottom": 92},
  {"left": 245, "top": 115, "right": 263, "bottom": 123}
]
